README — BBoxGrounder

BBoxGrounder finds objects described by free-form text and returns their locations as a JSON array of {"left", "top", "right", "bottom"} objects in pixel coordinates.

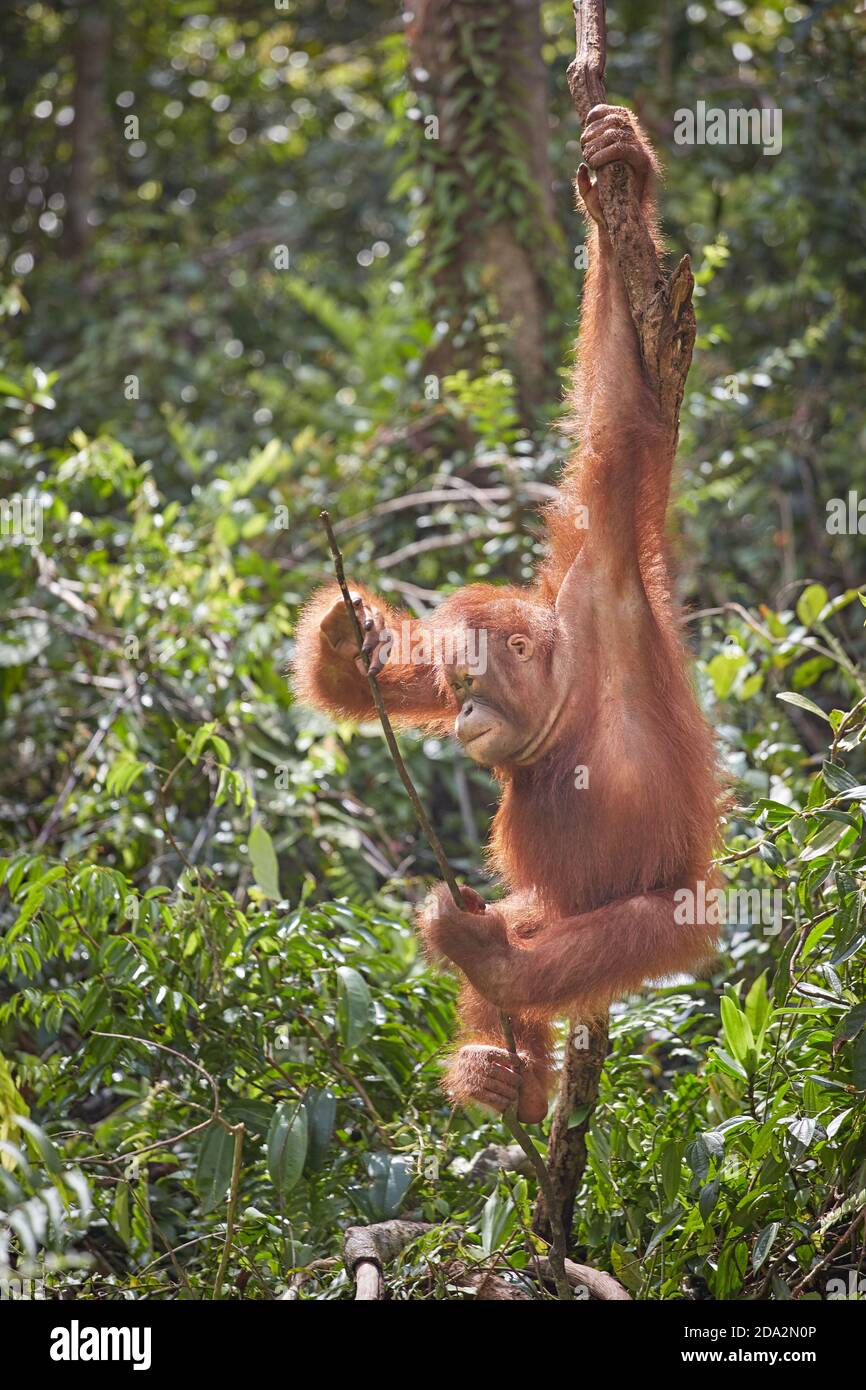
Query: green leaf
[
  {"left": 744, "top": 972, "right": 771, "bottom": 1051},
  {"left": 336, "top": 965, "right": 372, "bottom": 1049},
  {"left": 822, "top": 761, "right": 858, "bottom": 794},
  {"left": 852, "top": 1033, "right": 866, "bottom": 1091},
  {"left": 793, "top": 656, "right": 833, "bottom": 689},
  {"left": 720, "top": 996, "right": 755, "bottom": 1069},
  {"left": 132, "top": 1166, "right": 152, "bottom": 1257},
  {"left": 686, "top": 1136, "right": 711, "bottom": 1182},
  {"left": 787, "top": 1117, "right": 817, "bottom": 1149},
  {"left": 105, "top": 752, "right": 148, "bottom": 797},
  {"left": 738, "top": 672, "right": 764, "bottom": 700},
  {"left": 196, "top": 1122, "right": 235, "bottom": 1214},
  {"left": 711, "top": 1047, "right": 749, "bottom": 1082},
  {"left": 248, "top": 822, "right": 281, "bottom": 901},
  {"left": 267, "top": 1102, "right": 308, "bottom": 1195},
  {"left": 776, "top": 691, "right": 830, "bottom": 722},
  {"left": 826, "top": 1109, "right": 852, "bottom": 1140},
  {"left": 14, "top": 1115, "right": 62, "bottom": 1176},
  {"left": 480, "top": 1188, "right": 515, "bottom": 1255},
  {"left": 796, "top": 584, "right": 829, "bottom": 628},
  {"left": 752, "top": 1221, "right": 780, "bottom": 1271},
  {"left": 699, "top": 1179, "right": 720, "bottom": 1222},
  {"left": 0, "top": 374, "right": 26, "bottom": 399},
  {"left": 305, "top": 1088, "right": 337, "bottom": 1171},
  {"left": 185, "top": 721, "right": 219, "bottom": 765},
  {"left": 365, "top": 1152, "right": 412, "bottom": 1221},
  {"left": 799, "top": 820, "right": 851, "bottom": 862},
  {"left": 645, "top": 1204, "right": 684, "bottom": 1255},
  {"left": 707, "top": 651, "right": 746, "bottom": 700},
  {"left": 835, "top": 1003, "right": 866, "bottom": 1046}
]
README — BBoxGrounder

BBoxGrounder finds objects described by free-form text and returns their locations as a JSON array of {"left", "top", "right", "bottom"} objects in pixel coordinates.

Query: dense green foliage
[{"left": 1, "top": 1, "right": 864, "bottom": 1300}]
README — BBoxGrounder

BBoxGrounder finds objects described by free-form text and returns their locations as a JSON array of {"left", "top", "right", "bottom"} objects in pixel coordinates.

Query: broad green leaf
[
  {"left": 248, "top": 822, "right": 281, "bottom": 901},
  {"left": 699, "top": 1179, "right": 720, "bottom": 1221},
  {"left": 752, "top": 1221, "right": 780, "bottom": 1271},
  {"left": 852, "top": 1033, "right": 866, "bottom": 1091},
  {"left": 365, "top": 1152, "right": 412, "bottom": 1221},
  {"left": 776, "top": 691, "right": 830, "bottom": 722},
  {"left": 711, "top": 1047, "right": 749, "bottom": 1082},
  {"left": 184, "top": 721, "right": 218, "bottom": 764},
  {"left": 799, "top": 820, "right": 851, "bottom": 862},
  {"left": 707, "top": 651, "right": 746, "bottom": 700},
  {"left": 609, "top": 1243, "right": 643, "bottom": 1293},
  {"left": 720, "top": 996, "right": 754, "bottom": 1068},
  {"left": 831, "top": 932, "right": 866, "bottom": 966},
  {"left": 14, "top": 1115, "right": 62, "bottom": 1176},
  {"left": 267, "top": 1102, "right": 308, "bottom": 1195},
  {"left": 0, "top": 374, "right": 26, "bottom": 398},
  {"left": 645, "top": 1204, "right": 684, "bottom": 1255},
  {"left": 480, "top": 1188, "right": 515, "bottom": 1255},
  {"left": 826, "top": 1109, "right": 852, "bottom": 1140},
  {"left": 305, "top": 1088, "right": 337, "bottom": 1172},
  {"left": 738, "top": 672, "right": 764, "bottom": 700},
  {"left": 0, "top": 1057, "right": 28, "bottom": 1172},
  {"left": 744, "top": 972, "right": 771, "bottom": 1052},
  {"left": 196, "top": 1122, "right": 235, "bottom": 1214},
  {"left": 835, "top": 1003, "right": 866, "bottom": 1046},
  {"left": 336, "top": 965, "right": 372, "bottom": 1049},
  {"left": 793, "top": 656, "right": 833, "bottom": 689},
  {"left": 64, "top": 1169, "right": 92, "bottom": 1222},
  {"left": 787, "top": 1117, "right": 817, "bottom": 1149},
  {"left": 822, "top": 761, "right": 858, "bottom": 793},
  {"left": 132, "top": 1166, "right": 152, "bottom": 1257},
  {"left": 796, "top": 584, "right": 829, "bottom": 628}
]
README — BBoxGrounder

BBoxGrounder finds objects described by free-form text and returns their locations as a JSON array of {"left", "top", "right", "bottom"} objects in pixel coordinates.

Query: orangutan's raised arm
[{"left": 292, "top": 583, "right": 450, "bottom": 732}]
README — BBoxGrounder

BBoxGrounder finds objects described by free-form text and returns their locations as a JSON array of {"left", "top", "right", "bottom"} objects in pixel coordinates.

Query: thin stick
[
  {"left": 319, "top": 510, "right": 573, "bottom": 1300},
  {"left": 499, "top": 1017, "right": 573, "bottom": 1301},
  {"left": 321, "top": 509, "right": 462, "bottom": 910}
]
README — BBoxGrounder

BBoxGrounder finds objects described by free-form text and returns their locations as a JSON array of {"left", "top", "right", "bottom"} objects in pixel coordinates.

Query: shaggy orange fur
[{"left": 292, "top": 107, "right": 720, "bottom": 1123}]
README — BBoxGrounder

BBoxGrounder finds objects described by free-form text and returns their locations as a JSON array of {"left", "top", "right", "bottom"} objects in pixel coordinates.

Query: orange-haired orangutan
[{"left": 293, "top": 106, "right": 719, "bottom": 1123}]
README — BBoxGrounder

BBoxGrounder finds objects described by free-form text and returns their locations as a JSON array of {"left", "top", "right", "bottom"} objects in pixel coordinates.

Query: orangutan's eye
[{"left": 507, "top": 634, "right": 534, "bottom": 661}]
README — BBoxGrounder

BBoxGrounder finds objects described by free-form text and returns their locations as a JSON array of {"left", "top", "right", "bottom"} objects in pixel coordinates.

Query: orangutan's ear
[{"left": 507, "top": 634, "right": 534, "bottom": 661}]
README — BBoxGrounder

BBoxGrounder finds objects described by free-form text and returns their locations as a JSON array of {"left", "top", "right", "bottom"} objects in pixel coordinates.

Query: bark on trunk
[
  {"left": 532, "top": 1014, "right": 609, "bottom": 1243},
  {"left": 66, "top": 5, "right": 111, "bottom": 258},
  {"left": 407, "top": 0, "right": 560, "bottom": 418}
]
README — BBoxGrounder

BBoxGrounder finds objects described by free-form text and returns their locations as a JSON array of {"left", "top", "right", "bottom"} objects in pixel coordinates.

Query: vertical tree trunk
[
  {"left": 532, "top": 1015, "right": 609, "bottom": 1243},
  {"left": 66, "top": 4, "right": 111, "bottom": 257},
  {"left": 407, "top": 0, "right": 563, "bottom": 418}
]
